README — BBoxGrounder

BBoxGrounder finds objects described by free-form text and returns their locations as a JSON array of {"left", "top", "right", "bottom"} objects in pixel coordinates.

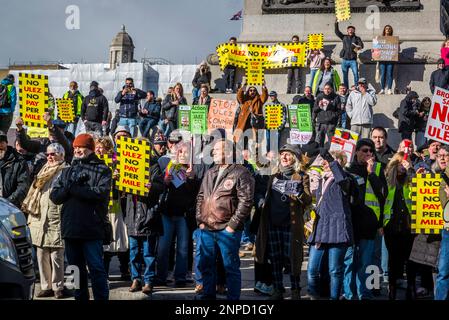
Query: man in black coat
[
  {"left": 81, "top": 81, "right": 109, "bottom": 136},
  {"left": 50, "top": 133, "right": 112, "bottom": 301},
  {"left": 398, "top": 91, "right": 420, "bottom": 140},
  {"left": 0, "top": 131, "right": 30, "bottom": 207},
  {"left": 430, "top": 59, "right": 449, "bottom": 94},
  {"left": 312, "top": 83, "right": 341, "bottom": 147}
]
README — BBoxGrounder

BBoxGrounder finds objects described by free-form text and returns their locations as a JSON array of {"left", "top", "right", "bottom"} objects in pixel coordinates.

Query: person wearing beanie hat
[
  {"left": 342, "top": 136, "right": 387, "bottom": 300},
  {"left": 253, "top": 142, "right": 311, "bottom": 300},
  {"left": 81, "top": 80, "right": 109, "bottom": 136},
  {"left": 50, "top": 130, "right": 112, "bottom": 301},
  {"left": 430, "top": 58, "right": 449, "bottom": 94}
]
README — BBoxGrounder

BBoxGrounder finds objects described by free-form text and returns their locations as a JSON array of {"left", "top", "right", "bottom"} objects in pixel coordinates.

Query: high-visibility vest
[
  {"left": 63, "top": 91, "right": 84, "bottom": 116},
  {"left": 365, "top": 162, "right": 382, "bottom": 221},
  {"left": 383, "top": 184, "right": 412, "bottom": 227}
]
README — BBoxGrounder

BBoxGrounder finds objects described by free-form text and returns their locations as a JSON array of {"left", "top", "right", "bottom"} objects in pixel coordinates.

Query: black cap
[
  {"left": 90, "top": 81, "right": 99, "bottom": 88},
  {"left": 0, "top": 131, "right": 8, "bottom": 143},
  {"left": 279, "top": 144, "right": 301, "bottom": 159},
  {"left": 301, "top": 141, "right": 320, "bottom": 158},
  {"left": 356, "top": 138, "right": 375, "bottom": 151},
  {"left": 168, "top": 131, "right": 183, "bottom": 143}
]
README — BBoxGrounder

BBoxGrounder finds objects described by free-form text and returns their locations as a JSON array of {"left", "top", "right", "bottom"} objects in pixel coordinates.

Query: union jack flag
[{"left": 230, "top": 10, "right": 243, "bottom": 21}]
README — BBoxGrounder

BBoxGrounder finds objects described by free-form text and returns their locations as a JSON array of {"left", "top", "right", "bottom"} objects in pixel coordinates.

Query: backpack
[{"left": 0, "top": 84, "right": 9, "bottom": 108}]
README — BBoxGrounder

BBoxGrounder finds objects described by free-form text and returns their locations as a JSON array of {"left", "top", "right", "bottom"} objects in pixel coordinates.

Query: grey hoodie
[{"left": 346, "top": 88, "right": 377, "bottom": 125}]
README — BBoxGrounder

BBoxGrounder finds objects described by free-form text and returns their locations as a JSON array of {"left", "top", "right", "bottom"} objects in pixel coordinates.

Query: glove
[
  {"left": 295, "top": 182, "right": 304, "bottom": 196},
  {"left": 319, "top": 148, "right": 334, "bottom": 163}
]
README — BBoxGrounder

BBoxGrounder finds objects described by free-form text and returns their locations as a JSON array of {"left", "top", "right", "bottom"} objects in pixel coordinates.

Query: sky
[{"left": 0, "top": 0, "right": 243, "bottom": 67}]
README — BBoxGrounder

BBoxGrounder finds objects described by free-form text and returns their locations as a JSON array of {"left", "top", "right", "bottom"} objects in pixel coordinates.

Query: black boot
[
  {"left": 388, "top": 285, "right": 396, "bottom": 300},
  {"left": 406, "top": 285, "right": 416, "bottom": 300}
]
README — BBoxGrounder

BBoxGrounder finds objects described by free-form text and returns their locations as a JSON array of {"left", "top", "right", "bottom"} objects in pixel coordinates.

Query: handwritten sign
[
  {"left": 208, "top": 99, "right": 239, "bottom": 132},
  {"left": 411, "top": 174, "right": 444, "bottom": 234},
  {"left": 372, "top": 36, "right": 399, "bottom": 62},
  {"left": 19, "top": 73, "right": 49, "bottom": 128},
  {"left": 116, "top": 137, "right": 150, "bottom": 196}
]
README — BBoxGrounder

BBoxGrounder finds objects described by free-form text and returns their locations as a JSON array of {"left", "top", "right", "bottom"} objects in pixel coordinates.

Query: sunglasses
[
  {"left": 360, "top": 148, "right": 373, "bottom": 154},
  {"left": 46, "top": 152, "right": 57, "bottom": 157}
]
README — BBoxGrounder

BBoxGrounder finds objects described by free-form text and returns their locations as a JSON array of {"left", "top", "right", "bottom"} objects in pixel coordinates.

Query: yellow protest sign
[
  {"left": 99, "top": 154, "right": 115, "bottom": 210},
  {"left": 19, "top": 73, "right": 49, "bottom": 128},
  {"left": 264, "top": 105, "right": 284, "bottom": 130},
  {"left": 56, "top": 98, "right": 75, "bottom": 123},
  {"left": 116, "top": 137, "right": 151, "bottom": 196},
  {"left": 411, "top": 174, "right": 444, "bottom": 234},
  {"left": 246, "top": 59, "right": 264, "bottom": 86},
  {"left": 307, "top": 34, "right": 324, "bottom": 50},
  {"left": 216, "top": 43, "right": 248, "bottom": 69},
  {"left": 264, "top": 43, "right": 308, "bottom": 69},
  {"left": 335, "top": 0, "right": 351, "bottom": 22}
]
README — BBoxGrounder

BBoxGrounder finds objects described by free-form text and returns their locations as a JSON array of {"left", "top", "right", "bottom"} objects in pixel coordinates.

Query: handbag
[{"left": 250, "top": 108, "right": 265, "bottom": 130}]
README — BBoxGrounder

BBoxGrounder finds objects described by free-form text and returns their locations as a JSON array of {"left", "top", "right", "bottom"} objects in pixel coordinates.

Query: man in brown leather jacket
[{"left": 196, "top": 138, "right": 255, "bottom": 300}]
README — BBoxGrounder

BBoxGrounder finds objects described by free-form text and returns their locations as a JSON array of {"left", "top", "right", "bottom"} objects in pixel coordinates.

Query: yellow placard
[
  {"left": 246, "top": 59, "right": 264, "bottom": 86},
  {"left": 335, "top": 0, "right": 351, "bottom": 22},
  {"left": 116, "top": 137, "right": 151, "bottom": 196},
  {"left": 56, "top": 98, "right": 75, "bottom": 123},
  {"left": 307, "top": 33, "right": 324, "bottom": 50},
  {"left": 411, "top": 174, "right": 444, "bottom": 234},
  {"left": 217, "top": 43, "right": 248, "bottom": 69},
  {"left": 19, "top": 73, "right": 49, "bottom": 129},
  {"left": 99, "top": 154, "right": 115, "bottom": 210},
  {"left": 264, "top": 43, "right": 308, "bottom": 69},
  {"left": 264, "top": 105, "right": 284, "bottom": 130}
]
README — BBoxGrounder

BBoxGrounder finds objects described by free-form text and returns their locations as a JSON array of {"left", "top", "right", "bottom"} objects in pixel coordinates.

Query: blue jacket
[
  {"left": 114, "top": 88, "right": 147, "bottom": 119},
  {"left": 0, "top": 78, "right": 17, "bottom": 114},
  {"left": 140, "top": 99, "right": 161, "bottom": 121},
  {"left": 309, "top": 161, "right": 354, "bottom": 245}
]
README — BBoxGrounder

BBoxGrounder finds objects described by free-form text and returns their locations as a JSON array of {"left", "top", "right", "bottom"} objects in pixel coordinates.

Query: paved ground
[{"left": 33, "top": 245, "right": 429, "bottom": 301}]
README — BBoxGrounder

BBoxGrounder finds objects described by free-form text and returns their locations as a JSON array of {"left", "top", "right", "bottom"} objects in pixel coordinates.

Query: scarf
[
  {"left": 279, "top": 164, "right": 295, "bottom": 178},
  {"left": 22, "top": 161, "right": 67, "bottom": 217}
]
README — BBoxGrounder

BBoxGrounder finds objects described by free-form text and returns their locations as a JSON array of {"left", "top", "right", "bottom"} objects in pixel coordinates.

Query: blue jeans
[
  {"left": 64, "top": 239, "right": 109, "bottom": 301},
  {"left": 159, "top": 119, "right": 176, "bottom": 138},
  {"left": 436, "top": 229, "right": 449, "bottom": 300},
  {"left": 156, "top": 215, "right": 189, "bottom": 283},
  {"left": 379, "top": 62, "right": 394, "bottom": 90},
  {"left": 129, "top": 236, "right": 157, "bottom": 285},
  {"left": 343, "top": 239, "right": 375, "bottom": 300},
  {"left": 193, "top": 229, "right": 202, "bottom": 284},
  {"left": 241, "top": 217, "right": 255, "bottom": 245},
  {"left": 192, "top": 88, "right": 200, "bottom": 99},
  {"left": 139, "top": 118, "right": 158, "bottom": 138},
  {"left": 118, "top": 117, "right": 138, "bottom": 137},
  {"left": 341, "top": 59, "right": 359, "bottom": 88},
  {"left": 197, "top": 229, "right": 242, "bottom": 300},
  {"left": 307, "top": 244, "right": 347, "bottom": 300},
  {"left": 309, "top": 68, "right": 319, "bottom": 87}
]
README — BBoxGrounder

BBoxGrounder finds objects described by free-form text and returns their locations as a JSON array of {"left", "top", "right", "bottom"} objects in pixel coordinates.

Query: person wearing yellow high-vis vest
[
  {"left": 63, "top": 81, "right": 84, "bottom": 135},
  {"left": 343, "top": 138, "right": 387, "bottom": 300},
  {"left": 383, "top": 152, "right": 415, "bottom": 300}
]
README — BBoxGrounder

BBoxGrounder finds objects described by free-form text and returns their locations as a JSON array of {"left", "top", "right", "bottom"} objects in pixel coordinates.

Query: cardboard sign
[
  {"left": 246, "top": 59, "right": 265, "bottom": 86},
  {"left": 335, "top": 0, "right": 351, "bottom": 22},
  {"left": 307, "top": 34, "right": 324, "bottom": 50},
  {"left": 411, "top": 174, "right": 444, "bottom": 234},
  {"left": 425, "top": 87, "right": 449, "bottom": 144},
  {"left": 56, "top": 98, "right": 75, "bottom": 123},
  {"left": 18, "top": 73, "right": 49, "bottom": 128},
  {"left": 372, "top": 36, "right": 399, "bottom": 62},
  {"left": 208, "top": 99, "right": 239, "bottom": 132},
  {"left": 264, "top": 105, "right": 284, "bottom": 130},
  {"left": 116, "top": 137, "right": 151, "bottom": 196},
  {"left": 329, "top": 128, "right": 359, "bottom": 163},
  {"left": 288, "top": 104, "right": 313, "bottom": 145}
]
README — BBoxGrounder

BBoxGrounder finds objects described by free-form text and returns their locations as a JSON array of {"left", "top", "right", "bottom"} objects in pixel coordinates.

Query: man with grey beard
[{"left": 0, "top": 131, "right": 30, "bottom": 207}]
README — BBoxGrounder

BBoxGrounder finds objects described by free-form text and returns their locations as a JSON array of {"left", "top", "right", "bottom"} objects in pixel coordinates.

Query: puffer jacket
[
  {"left": 28, "top": 166, "right": 68, "bottom": 248},
  {"left": 308, "top": 161, "right": 354, "bottom": 245},
  {"left": 124, "top": 161, "right": 164, "bottom": 237},
  {"left": 346, "top": 88, "right": 377, "bottom": 125},
  {"left": 0, "top": 146, "right": 30, "bottom": 207},
  {"left": 312, "top": 92, "right": 341, "bottom": 125},
  {"left": 50, "top": 153, "right": 112, "bottom": 240},
  {"left": 196, "top": 164, "right": 255, "bottom": 231}
]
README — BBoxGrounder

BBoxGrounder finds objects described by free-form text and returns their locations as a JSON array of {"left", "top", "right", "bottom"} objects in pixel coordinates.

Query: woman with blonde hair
[
  {"left": 383, "top": 152, "right": 415, "bottom": 300},
  {"left": 24, "top": 143, "right": 68, "bottom": 299},
  {"left": 161, "top": 83, "right": 187, "bottom": 137},
  {"left": 254, "top": 144, "right": 311, "bottom": 300},
  {"left": 94, "top": 136, "right": 130, "bottom": 280}
]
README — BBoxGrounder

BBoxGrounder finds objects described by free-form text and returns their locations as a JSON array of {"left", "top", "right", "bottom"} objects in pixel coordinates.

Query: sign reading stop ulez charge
[
  {"left": 19, "top": 73, "right": 49, "bottom": 128},
  {"left": 116, "top": 137, "right": 151, "bottom": 196},
  {"left": 411, "top": 174, "right": 444, "bottom": 234}
]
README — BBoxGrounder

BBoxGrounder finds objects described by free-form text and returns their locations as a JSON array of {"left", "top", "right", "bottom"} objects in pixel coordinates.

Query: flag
[{"left": 230, "top": 10, "right": 242, "bottom": 21}]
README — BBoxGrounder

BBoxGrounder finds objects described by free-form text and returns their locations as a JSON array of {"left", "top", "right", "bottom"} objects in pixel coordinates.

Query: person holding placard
[
  {"left": 63, "top": 81, "right": 84, "bottom": 135},
  {"left": 287, "top": 35, "right": 303, "bottom": 94},
  {"left": 192, "top": 84, "right": 212, "bottom": 108},
  {"left": 382, "top": 152, "right": 415, "bottom": 300},
  {"left": 436, "top": 162, "right": 449, "bottom": 300},
  {"left": 376, "top": 25, "right": 397, "bottom": 95},
  {"left": 313, "top": 83, "right": 341, "bottom": 147},
  {"left": 307, "top": 49, "right": 325, "bottom": 88},
  {"left": 311, "top": 57, "right": 341, "bottom": 97},
  {"left": 429, "top": 59, "right": 449, "bottom": 94},
  {"left": 223, "top": 37, "right": 238, "bottom": 94}
]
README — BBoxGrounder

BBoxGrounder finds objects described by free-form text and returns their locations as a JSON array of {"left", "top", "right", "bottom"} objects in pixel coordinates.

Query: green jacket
[
  {"left": 311, "top": 68, "right": 341, "bottom": 96},
  {"left": 63, "top": 90, "right": 84, "bottom": 117}
]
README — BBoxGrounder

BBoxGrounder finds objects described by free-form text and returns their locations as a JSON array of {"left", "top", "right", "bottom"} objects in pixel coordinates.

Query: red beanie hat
[{"left": 73, "top": 133, "right": 95, "bottom": 151}]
